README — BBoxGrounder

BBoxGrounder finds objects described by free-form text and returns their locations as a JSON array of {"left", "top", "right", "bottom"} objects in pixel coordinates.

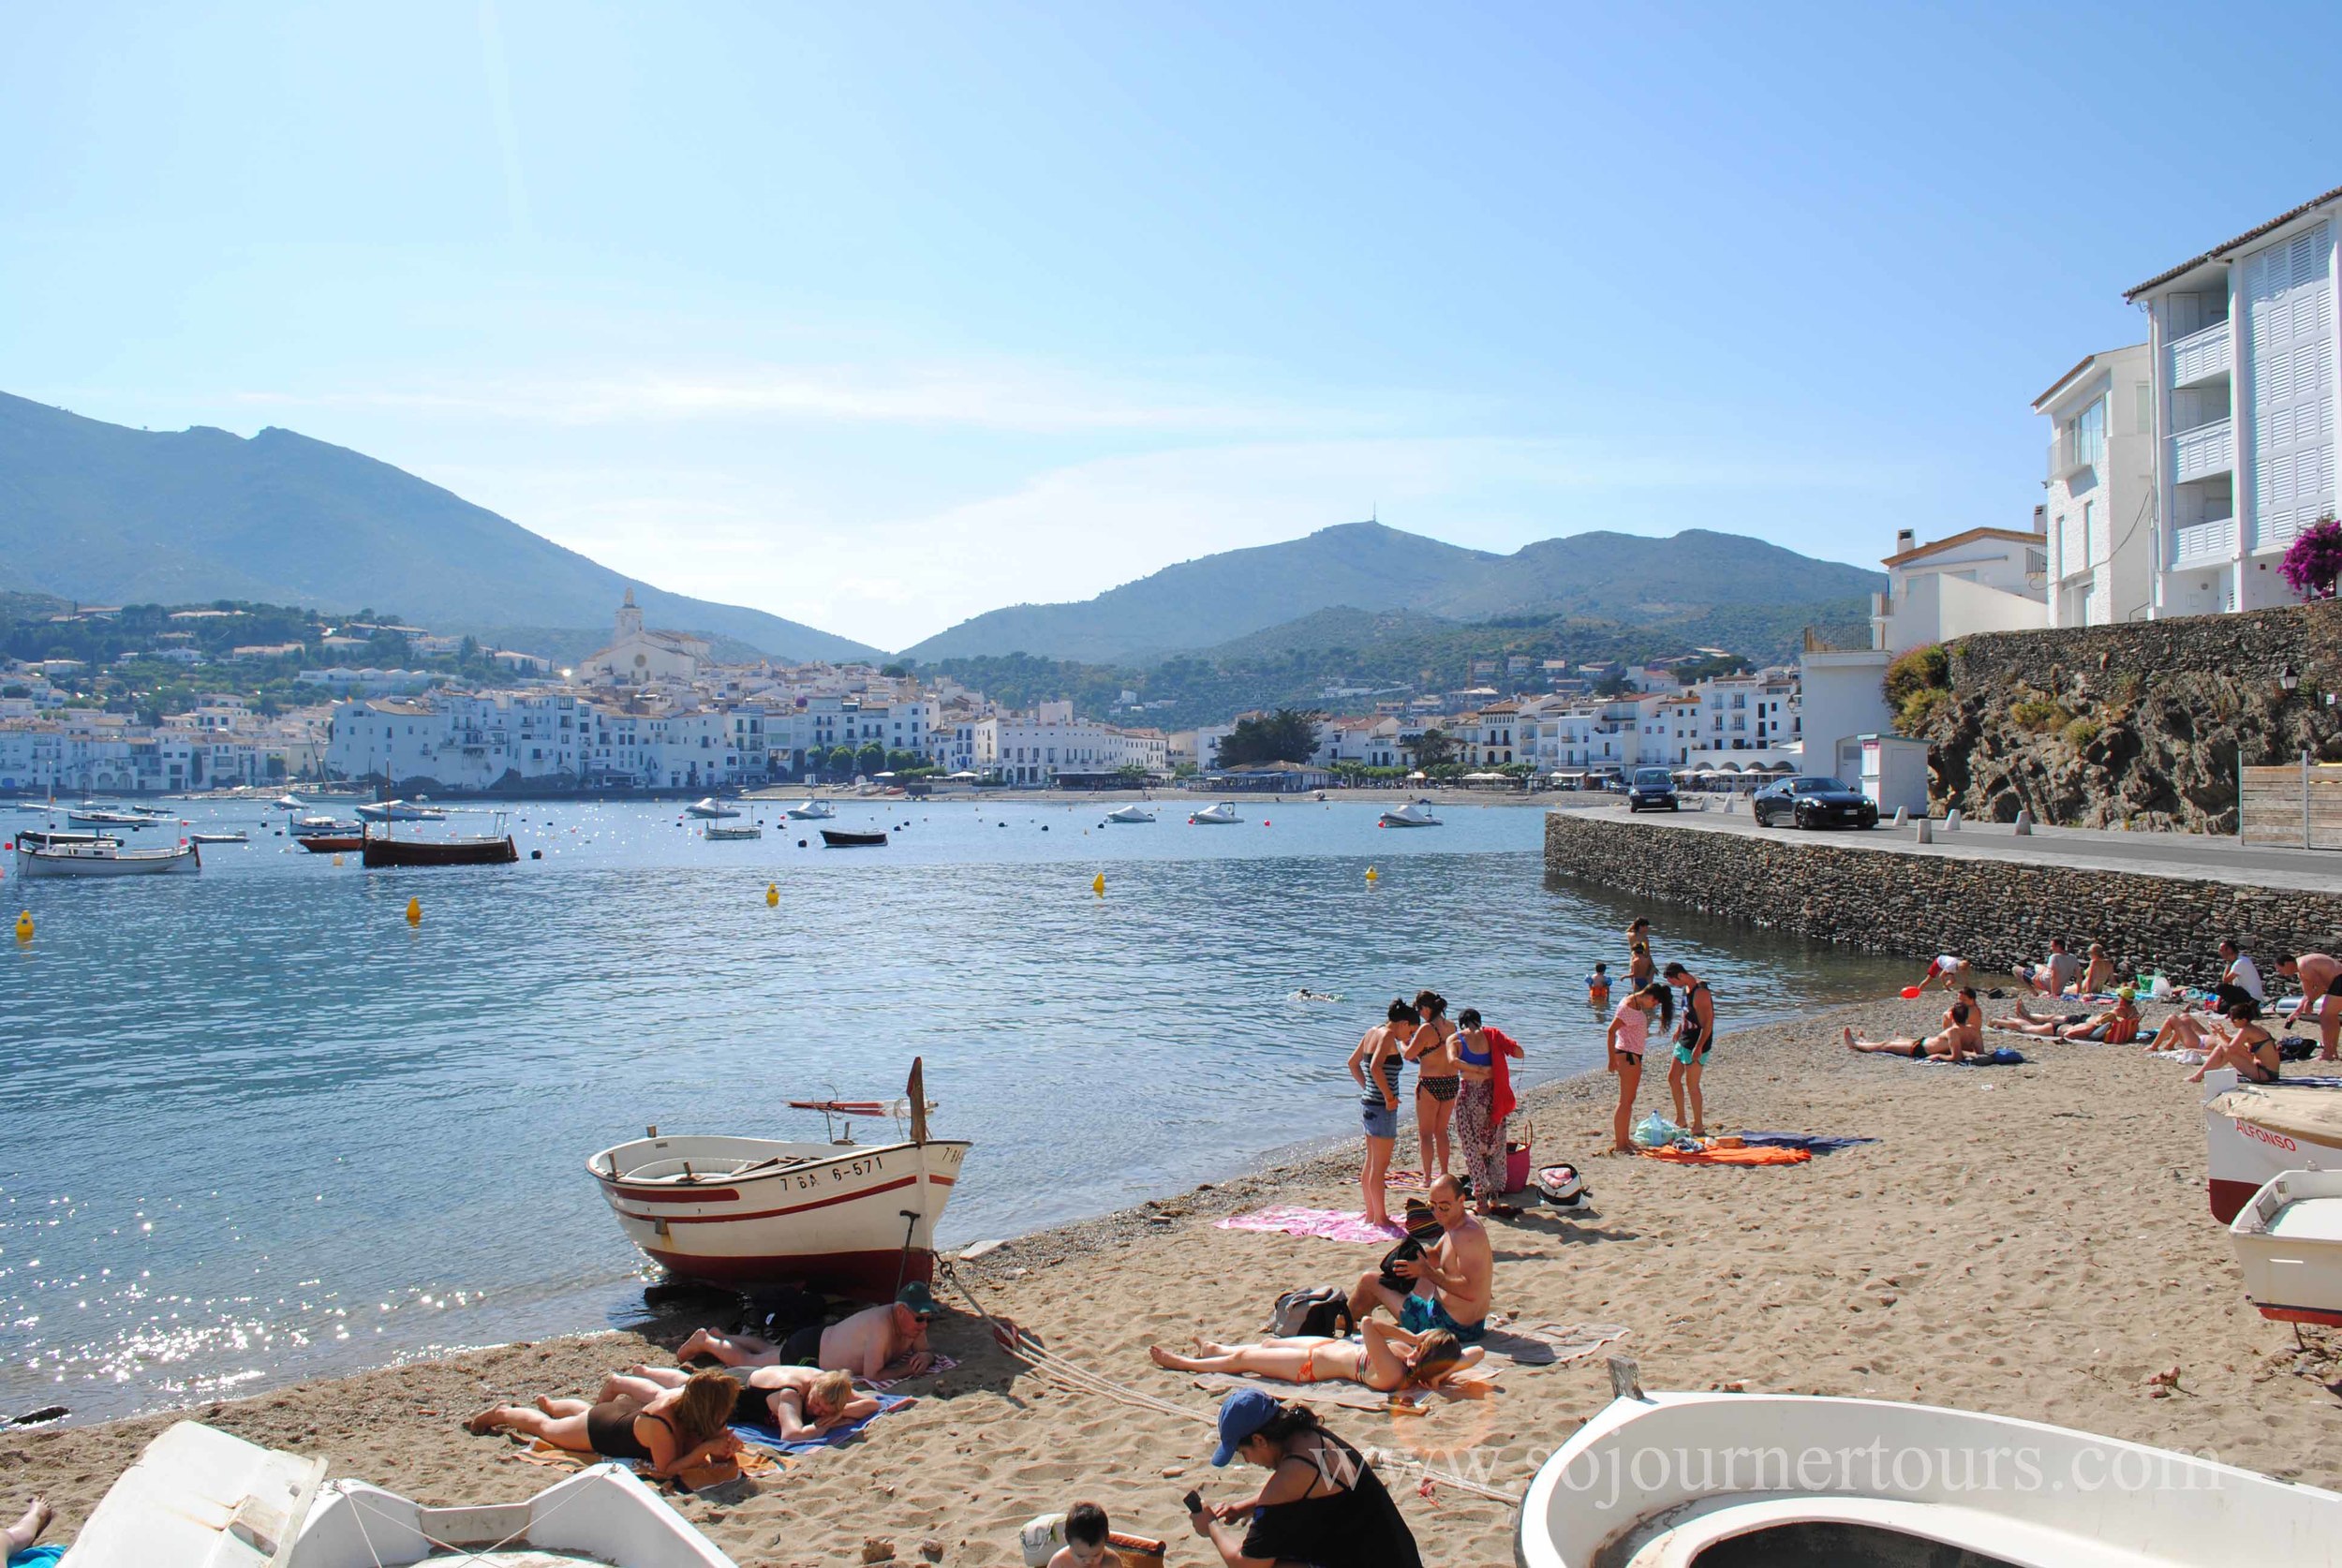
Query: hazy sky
[{"left": 8, "top": 3, "right": 2342, "bottom": 651}]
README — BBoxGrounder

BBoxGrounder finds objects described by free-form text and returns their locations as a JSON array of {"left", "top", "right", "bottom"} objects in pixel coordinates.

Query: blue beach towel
[
  {"left": 1915, "top": 1047, "right": 2023, "bottom": 1066},
  {"left": 1732, "top": 1132, "right": 1880, "bottom": 1152},
  {"left": 9, "top": 1548, "right": 67, "bottom": 1568},
  {"left": 729, "top": 1392, "right": 911, "bottom": 1455}
]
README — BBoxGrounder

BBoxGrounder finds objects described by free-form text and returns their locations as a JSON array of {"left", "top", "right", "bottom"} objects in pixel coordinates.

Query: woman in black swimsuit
[
  {"left": 1405, "top": 990, "right": 1460, "bottom": 1181},
  {"left": 467, "top": 1368, "right": 740, "bottom": 1477},
  {"left": 2186, "top": 998, "right": 2282, "bottom": 1086}
]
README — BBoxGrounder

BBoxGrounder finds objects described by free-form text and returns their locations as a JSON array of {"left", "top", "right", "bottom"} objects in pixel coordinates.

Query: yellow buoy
[
  {"left": 1365, "top": 865, "right": 1380, "bottom": 881},
  {"left": 12, "top": 910, "right": 31, "bottom": 942},
  {"left": 765, "top": 881, "right": 779, "bottom": 908},
  {"left": 405, "top": 896, "right": 422, "bottom": 925},
  {"left": 331, "top": 853, "right": 344, "bottom": 866},
  {"left": 1091, "top": 872, "right": 1105, "bottom": 896}
]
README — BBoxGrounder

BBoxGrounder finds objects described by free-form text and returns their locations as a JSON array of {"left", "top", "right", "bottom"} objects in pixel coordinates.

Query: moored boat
[
  {"left": 188, "top": 831, "right": 248, "bottom": 845},
  {"left": 821, "top": 826, "right": 888, "bottom": 847},
  {"left": 291, "top": 815, "right": 364, "bottom": 851},
  {"left": 589, "top": 1059, "right": 967, "bottom": 1297},
  {"left": 13, "top": 832, "right": 199, "bottom": 878},
  {"left": 1379, "top": 799, "right": 1441, "bottom": 827},
  {"left": 360, "top": 823, "right": 518, "bottom": 866},
  {"left": 1516, "top": 1374, "right": 2342, "bottom": 1567},
  {"left": 784, "top": 798, "right": 837, "bottom": 820},
  {"left": 2228, "top": 1167, "right": 2342, "bottom": 1327},
  {"left": 1104, "top": 804, "right": 1157, "bottom": 823},
  {"left": 704, "top": 821, "right": 763, "bottom": 841},
  {"left": 1188, "top": 801, "right": 1242, "bottom": 824},
  {"left": 355, "top": 798, "right": 447, "bottom": 821},
  {"left": 67, "top": 807, "right": 151, "bottom": 828},
  {"left": 684, "top": 796, "right": 740, "bottom": 819},
  {"left": 2201, "top": 1068, "right": 2342, "bottom": 1222}
]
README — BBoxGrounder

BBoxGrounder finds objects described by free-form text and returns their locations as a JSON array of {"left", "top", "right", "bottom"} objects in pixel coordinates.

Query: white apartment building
[
  {"left": 2034, "top": 345, "right": 2157, "bottom": 626},
  {"left": 2127, "top": 185, "right": 2342, "bottom": 616},
  {"left": 1869, "top": 526, "right": 2049, "bottom": 654},
  {"left": 973, "top": 702, "right": 1169, "bottom": 784}
]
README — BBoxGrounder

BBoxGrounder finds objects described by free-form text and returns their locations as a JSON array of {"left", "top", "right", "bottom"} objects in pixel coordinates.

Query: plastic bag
[
  {"left": 1631, "top": 1112, "right": 1685, "bottom": 1149},
  {"left": 2143, "top": 971, "right": 2174, "bottom": 1001}
]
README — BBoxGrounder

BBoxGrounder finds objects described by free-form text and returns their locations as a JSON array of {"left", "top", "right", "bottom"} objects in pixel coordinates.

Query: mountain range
[{"left": 1, "top": 392, "right": 1883, "bottom": 669}]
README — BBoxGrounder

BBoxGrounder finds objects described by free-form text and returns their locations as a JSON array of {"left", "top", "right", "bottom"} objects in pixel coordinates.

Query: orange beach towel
[{"left": 1639, "top": 1145, "right": 1812, "bottom": 1167}]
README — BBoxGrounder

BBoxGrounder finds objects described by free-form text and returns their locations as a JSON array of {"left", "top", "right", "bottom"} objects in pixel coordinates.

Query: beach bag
[
  {"left": 1503, "top": 1116, "right": 1534, "bottom": 1193},
  {"left": 1267, "top": 1285, "right": 1352, "bottom": 1339},
  {"left": 1631, "top": 1112, "right": 1684, "bottom": 1149}
]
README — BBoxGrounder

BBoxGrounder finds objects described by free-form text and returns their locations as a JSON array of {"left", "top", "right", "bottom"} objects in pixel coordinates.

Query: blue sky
[{"left": 7, "top": 3, "right": 2341, "bottom": 652}]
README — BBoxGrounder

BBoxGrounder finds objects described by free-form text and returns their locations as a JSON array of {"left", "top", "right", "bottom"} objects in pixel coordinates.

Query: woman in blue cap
[{"left": 1184, "top": 1388, "right": 1423, "bottom": 1567}]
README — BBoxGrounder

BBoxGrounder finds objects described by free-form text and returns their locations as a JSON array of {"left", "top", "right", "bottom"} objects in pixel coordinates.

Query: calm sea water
[{"left": 0, "top": 797, "right": 1902, "bottom": 1423}]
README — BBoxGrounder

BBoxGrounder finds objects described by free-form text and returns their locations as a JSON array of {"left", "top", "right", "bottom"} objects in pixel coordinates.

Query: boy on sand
[{"left": 1047, "top": 1501, "right": 1120, "bottom": 1568}]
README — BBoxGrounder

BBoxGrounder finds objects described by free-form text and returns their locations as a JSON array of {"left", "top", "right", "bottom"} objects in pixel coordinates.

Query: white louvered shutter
[{"left": 2246, "top": 222, "right": 2336, "bottom": 553}]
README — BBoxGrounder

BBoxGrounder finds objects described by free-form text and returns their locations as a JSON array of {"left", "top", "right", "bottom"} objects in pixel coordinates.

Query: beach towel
[
  {"left": 730, "top": 1392, "right": 912, "bottom": 1456},
  {"left": 1730, "top": 1132, "right": 1879, "bottom": 1152},
  {"left": 865, "top": 1354, "right": 958, "bottom": 1390},
  {"left": 1485, "top": 1025, "right": 1524, "bottom": 1123},
  {"left": 1473, "top": 1321, "right": 1628, "bottom": 1368},
  {"left": 1640, "top": 1144, "right": 1811, "bottom": 1166},
  {"left": 1915, "top": 1047, "right": 2023, "bottom": 1066},
  {"left": 1217, "top": 1206, "right": 1402, "bottom": 1243}
]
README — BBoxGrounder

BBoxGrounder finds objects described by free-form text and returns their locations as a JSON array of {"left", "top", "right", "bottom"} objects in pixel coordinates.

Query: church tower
[{"left": 615, "top": 586, "right": 645, "bottom": 642}]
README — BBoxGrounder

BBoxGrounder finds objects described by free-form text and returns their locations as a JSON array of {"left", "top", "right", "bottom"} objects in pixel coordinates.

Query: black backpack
[{"left": 1267, "top": 1285, "right": 1354, "bottom": 1339}]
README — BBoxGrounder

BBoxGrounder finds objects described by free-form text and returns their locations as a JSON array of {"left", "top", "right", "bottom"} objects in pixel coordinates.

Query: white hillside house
[
  {"left": 2127, "top": 185, "right": 2342, "bottom": 616},
  {"left": 2034, "top": 345, "right": 2157, "bottom": 627},
  {"left": 1868, "top": 526, "right": 2047, "bottom": 654}
]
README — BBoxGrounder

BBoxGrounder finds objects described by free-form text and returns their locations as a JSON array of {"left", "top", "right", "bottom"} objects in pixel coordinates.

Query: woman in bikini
[
  {"left": 466, "top": 1368, "right": 740, "bottom": 1478},
  {"left": 1404, "top": 990, "right": 1460, "bottom": 1181},
  {"left": 1149, "top": 1319, "right": 1475, "bottom": 1394},
  {"left": 1346, "top": 999, "right": 1416, "bottom": 1229},
  {"left": 1606, "top": 979, "right": 1672, "bottom": 1153},
  {"left": 1992, "top": 990, "right": 2140, "bottom": 1043},
  {"left": 2186, "top": 998, "right": 2281, "bottom": 1085}
]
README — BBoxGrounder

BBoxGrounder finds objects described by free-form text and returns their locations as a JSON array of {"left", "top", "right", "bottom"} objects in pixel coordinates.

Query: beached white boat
[
  {"left": 2229, "top": 1167, "right": 2342, "bottom": 1328},
  {"left": 355, "top": 799, "right": 447, "bottom": 821},
  {"left": 14, "top": 832, "right": 198, "bottom": 878},
  {"left": 1379, "top": 799, "right": 1441, "bottom": 827},
  {"left": 589, "top": 1059, "right": 968, "bottom": 1298},
  {"left": 67, "top": 1419, "right": 737, "bottom": 1567},
  {"left": 784, "top": 798, "right": 836, "bottom": 820},
  {"left": 1104, "top": 804, "right": 1157, "bottom": 823},
  {"left": 2201, "top": 1068, "right": 2342, "bottom": 1223},
  {"left": 1516, "top": 1378, "right": 2342, "bottom": 1567},
  {"left": 1188, "top": 801, "right": 1243, "bottom": 824},
  {"left": 704, "top": 821, "right": 763, "bottom": 841}
]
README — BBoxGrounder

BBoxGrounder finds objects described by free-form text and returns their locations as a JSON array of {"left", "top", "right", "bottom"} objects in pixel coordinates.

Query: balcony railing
[
  {"left": 2171, "top": 515, "right": 2236, "bottom": 568},
  {"left": 2171, "top": 417, "right": 2234, "bottom": 484},
  {"left": 2167, "top": 317, "right": 2231, "bottom": 388}
]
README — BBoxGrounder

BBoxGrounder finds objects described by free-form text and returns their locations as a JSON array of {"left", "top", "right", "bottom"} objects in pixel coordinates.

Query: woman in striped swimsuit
[{"left": 1347, "top": 999, "right": 1416, "bottom": 1228}]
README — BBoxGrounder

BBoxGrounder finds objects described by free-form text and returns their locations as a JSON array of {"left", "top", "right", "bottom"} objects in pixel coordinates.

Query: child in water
[{"left": 1587, "top": 963, "right": 1610, "bottom": 1009}]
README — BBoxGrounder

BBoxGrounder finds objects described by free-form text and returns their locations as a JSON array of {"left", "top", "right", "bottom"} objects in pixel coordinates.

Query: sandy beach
[{"left": 7, "top": 990, "right": 2337, "bottom": 1566}]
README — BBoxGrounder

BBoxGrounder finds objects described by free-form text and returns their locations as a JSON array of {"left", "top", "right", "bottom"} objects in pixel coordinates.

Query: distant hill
[
  {"left": 900, "top": 521, "right": 1883, "bottom": 663},
  {"left": 0, "top": 392, "right": 881, "bottom": 662}
]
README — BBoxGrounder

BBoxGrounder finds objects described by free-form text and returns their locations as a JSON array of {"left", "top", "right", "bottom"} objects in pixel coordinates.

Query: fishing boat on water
[
  {"left": 704, "top": 821, "right": 763, "bottom": 841},
  {"left": 1104, "top": 804, "right": 1157, "bottom": 823},
  {"left": 355, "top": 798, "right": 447, "bottom": 821},
  {"left": 67, "top": 1419, "right": 736, "bottom": 1568},
  {"left": 2201, "top": 1067, "right": 2342, "bottom": 1222},
  {"left": 684, "top": 796, "right": 740, "bottom": 820},
  {"left": 188, "top": 831, "right": 248, "bottom": 845},
  {"left": 1516, "top": 1368, "right": 2342, "bottom": 1566},
  {"left": 820, "top": 826, "right": 888, "bottom": 847},
  {"left": 290, "top": 815, "right": 365, "bottom": 852},
  {"left": 13, "top": 828, "right": 199, "bottom": 878},
  {"left": 784, "top": 798, "right": 837, "bottom": 820},
  {"left": 1378, "top": 799, "right": 1442, "bottom": 827},
  {"left": 589, "top": 1059, "right": 967, "bottom": 1298},
  {"left": 360, "top": 813, "right": 518, "bottom": 867},
  {"left": 1188, "top": 801, "right": 1243, "bottom": 824}
]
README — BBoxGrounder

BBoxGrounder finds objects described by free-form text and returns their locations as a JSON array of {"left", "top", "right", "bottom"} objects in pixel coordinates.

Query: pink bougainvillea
[{"left": 2281, "top": 516, "right": 2342, "bottom": 601}]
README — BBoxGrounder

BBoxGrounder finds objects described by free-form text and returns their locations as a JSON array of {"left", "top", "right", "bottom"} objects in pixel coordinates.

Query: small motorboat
[
  {"left": 290, "top": 815, "right": 364, "bottom": 851},
  {"left": 14, "top": 831, "right": 199, "bottom": 878},
  {"left": 1104, "top": 804, "right": 1157, "bottom": 823},
  {"left": 274, "top": 794, "right": 307, "bottom": 811},
  {"left": 704, "top": 821, "right": 763, "bottom": 841},
  {"left": 2201, "top": 1068, "right": 2342, "bottom": 1222},
  {"left": 355, "top": 799, "right": 448, "bottom": 821},
  {"left": 67, "top": 806, "right": 150, "bottom": 828},
  {"left": 1516, "top": 1370, "right": 2342, "bottom": 1567},
  {"left": 1188, "top": 801, "right": 1243, "bottom": 824},
  {"left": 188, "top": 831, "right": 248, "bottom": 845},
  {"left": 784, "top": 798, "right": 837, "bottom": 820},
  {"left": 67, "top": 1419, "right": 736, "bottom": 1567},
  {"left": 589, "top": 1058, "right": 967, "bottom": 1298},
  {"left": 1378, "top": 799, "right": 1442, "bottom": 827},
  {"left": 684, "top": 796, "right": 741, "bottom": 820},
  {"left": 820, "top": 826, "right": 888, "bottom": 847},
  {"left": 2229, "top": 1168, "right": 2342, "bottom": 1327}
]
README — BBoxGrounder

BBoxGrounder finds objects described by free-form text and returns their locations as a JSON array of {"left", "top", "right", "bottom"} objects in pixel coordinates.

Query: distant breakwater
[{"left": 1544, "top": 811, "right": 2342, "bottom": 983}]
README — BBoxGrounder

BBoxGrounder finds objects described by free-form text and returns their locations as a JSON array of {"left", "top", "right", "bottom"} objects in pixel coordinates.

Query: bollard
[
  {"left": 1944, "top": 808, "right": 1962, "bottom": 832},
  {"left": 2013, "top": 808, "right": 2034, "bottom": 836},
  {"left": 1915, "top": 817, "right": 1933, "bottom": 844},
  {"left": 1890, "top": 806, "right": 1907, "bottom": 827}
]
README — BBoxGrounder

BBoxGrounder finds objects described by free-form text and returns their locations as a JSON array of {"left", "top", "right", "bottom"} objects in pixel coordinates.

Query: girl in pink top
[{"left": 1605, "top": 981, "right": 1673, "bottom": 1154}]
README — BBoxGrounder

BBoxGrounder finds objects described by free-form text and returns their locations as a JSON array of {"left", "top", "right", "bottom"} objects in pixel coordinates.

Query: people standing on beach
[
  {"left": 675, "top": 1284, "right": 940, "bottom": 1379},
  {"left": 1344, "top": 1175, "right": 1492, "bottom": 1340},
  {"left": 1606, "top": 980, "right": 1671, "bottom": 1152},
  {"left": 1184, "top": 1390, "right": 1424, "bottom": 1568},
  {"left": 2275, "top": 954, "right": 2342, "bottom": 1060},
  {"left": 1404, "top": 990, "right": 1460, "bottom": 1179},
  {"left": 1346, "top": 999, "right": 1416, "bottom": 1228},
  {"left": 1662, "top": 963, "right": 1715, "bottom": 1136},
  {"left": 1845, "top": 992, "right": 1981, "bottom": 1061},
  {"left": 465, "top": 1369, "right": 740, "bottom": 1479},
  {"left": 1452, "top": 1008, "right": 1522, "bottom": 1218}
]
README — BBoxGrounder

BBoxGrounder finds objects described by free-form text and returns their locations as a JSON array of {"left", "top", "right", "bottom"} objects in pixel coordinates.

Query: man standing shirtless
[
  {"left": 676, "top": 1282, "right": 940, "bottom": 1380},
  {"left": 2275, "top": 954, "right": 2342, "bottom": 1061}
]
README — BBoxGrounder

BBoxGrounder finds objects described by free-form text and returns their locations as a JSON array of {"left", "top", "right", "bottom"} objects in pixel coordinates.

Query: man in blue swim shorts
[{"left": 1345, "top": 1176, "right": 1491, "bottom": 1341}]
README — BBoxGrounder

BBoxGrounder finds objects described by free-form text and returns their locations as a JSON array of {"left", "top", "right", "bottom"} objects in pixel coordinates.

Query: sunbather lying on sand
[
  {"left": 1148, "top": 1319, "right": 1478, "bottom": 1395},
  {"left": 676, "top": 1283, "right": 939, "bottom": 1379},
  {"left": 600, "top": 1363, "right": 882, "bottom": 1441},
  {"left": 1846, "top": 995, "right": 1981, "bottom": 1061},
  {"left": 7, "top": 1495, "right": 56, "bottom": 1567},
  {"left": 1991, "top": 991, "right": 2138, "bottom": 1043},
  {"left": 466, "top": 1369, "right": 740, "bottom": 1478}
]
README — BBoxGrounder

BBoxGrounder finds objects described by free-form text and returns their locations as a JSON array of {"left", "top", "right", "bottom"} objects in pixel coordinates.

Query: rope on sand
[{"left": 937, "top": 1258, "right": 1524, "bottom": 1505}]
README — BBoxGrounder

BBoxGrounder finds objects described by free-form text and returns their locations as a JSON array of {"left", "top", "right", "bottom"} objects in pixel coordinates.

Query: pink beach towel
[{"left": 1216, "top": 1206, "right": 1405, "bottom": 1244}]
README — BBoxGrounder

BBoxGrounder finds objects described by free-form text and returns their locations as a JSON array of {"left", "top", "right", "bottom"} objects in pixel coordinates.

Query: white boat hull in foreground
[
  {"left": 1517, "top": 1387, "right": 2342, "bottom": 1567},
  {"left": 2229, "top": 1167, "right": 2342, "bottom": 1328},
  {"left": 14, "top": 839, "right": 199, "bottom": 878},
  {"left": 2201, "top": 1068, "right": 2342, "bottom": 1223}
]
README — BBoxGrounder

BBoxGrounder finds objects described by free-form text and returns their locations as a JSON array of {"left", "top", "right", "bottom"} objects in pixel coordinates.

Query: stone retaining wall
[{"left": 1545, "top": 811, "right": 2342, "bottom": 984}]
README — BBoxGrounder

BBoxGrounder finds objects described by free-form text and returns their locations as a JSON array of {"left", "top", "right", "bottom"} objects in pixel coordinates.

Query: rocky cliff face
[{"left": 1906, "top": 602, "right": 2342, "bottom": 832}]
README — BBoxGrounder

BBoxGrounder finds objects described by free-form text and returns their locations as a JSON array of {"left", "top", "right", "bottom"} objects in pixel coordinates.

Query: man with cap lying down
[{"left": 676, "top": 1281, "right": 941, "bottom": 1380}]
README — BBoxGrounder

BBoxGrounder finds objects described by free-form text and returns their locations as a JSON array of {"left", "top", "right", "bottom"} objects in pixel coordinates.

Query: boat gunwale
[{"left": 588, "top": 1134, "right": 971, "bottom": 1191}]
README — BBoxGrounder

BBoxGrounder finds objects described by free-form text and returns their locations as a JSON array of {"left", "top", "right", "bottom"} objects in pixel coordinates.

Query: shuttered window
[{"left": 2246, "top": 221, "right": 2336, "bottom": 553}]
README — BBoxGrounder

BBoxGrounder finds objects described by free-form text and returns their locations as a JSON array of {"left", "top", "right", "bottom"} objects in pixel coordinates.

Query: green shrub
[
  {"left": 1896, "top": 686, "right": 1952, "bottom": 733},
  {"left": 2062, "top": 717, "right": 2102, "bottom": 750},
  {"left": 2009, "top": 698, "right": 2071, "bottom": 732},
  {"left": 1884, "top": 643, "right": 1949, "bottom": 706}
]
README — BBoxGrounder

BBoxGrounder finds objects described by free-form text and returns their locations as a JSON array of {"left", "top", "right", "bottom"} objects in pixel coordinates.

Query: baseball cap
[
  {"left": 896, "top": 1280, "right": 940, "bottom": 1319},
  {"left": 1211, "top": 1387, "right": 1278, "bottom": 1466}
]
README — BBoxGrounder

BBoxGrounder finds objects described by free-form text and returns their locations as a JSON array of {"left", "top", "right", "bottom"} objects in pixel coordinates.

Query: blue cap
[{"left": 1211, "top": 1388, "right": 1279, "bottom": 1467}]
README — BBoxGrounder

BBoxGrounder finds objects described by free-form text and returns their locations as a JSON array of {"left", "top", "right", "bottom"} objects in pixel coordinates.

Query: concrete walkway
[{"left": 1561, "top": 798, "right": 2341, "bottom": 895}]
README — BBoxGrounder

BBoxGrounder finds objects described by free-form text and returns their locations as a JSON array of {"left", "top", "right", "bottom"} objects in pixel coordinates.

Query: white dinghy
[
  {"left": 2229, "top": 1167, "right": 2342, "bottom": 1328},
  {"left": 783, "top": 798, "right": 836, "bottom": 820},
  {"left": 1516, "top": 1366, "right": 2342, "bottom": 1567},
  {"left": 1378, "top": 799, "right": 1441, "bottom": 827},
  {"left": 1187, "top": 801, "right": 1242, "bottom": 824},
  {"left": 1104, "top": 804, "right": 1156, "bottom": 823},
  {"left": 66, "top": 1419, "right": 737, "bottom": 1566}
]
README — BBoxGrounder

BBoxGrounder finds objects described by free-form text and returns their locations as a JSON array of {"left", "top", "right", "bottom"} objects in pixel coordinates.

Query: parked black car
[
  {"left": 1753, "top": 775, "right": 1878, "bottom": 830},
  {"left": 1625, "top": 766, "right": 1680, "bottom": 812}
]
